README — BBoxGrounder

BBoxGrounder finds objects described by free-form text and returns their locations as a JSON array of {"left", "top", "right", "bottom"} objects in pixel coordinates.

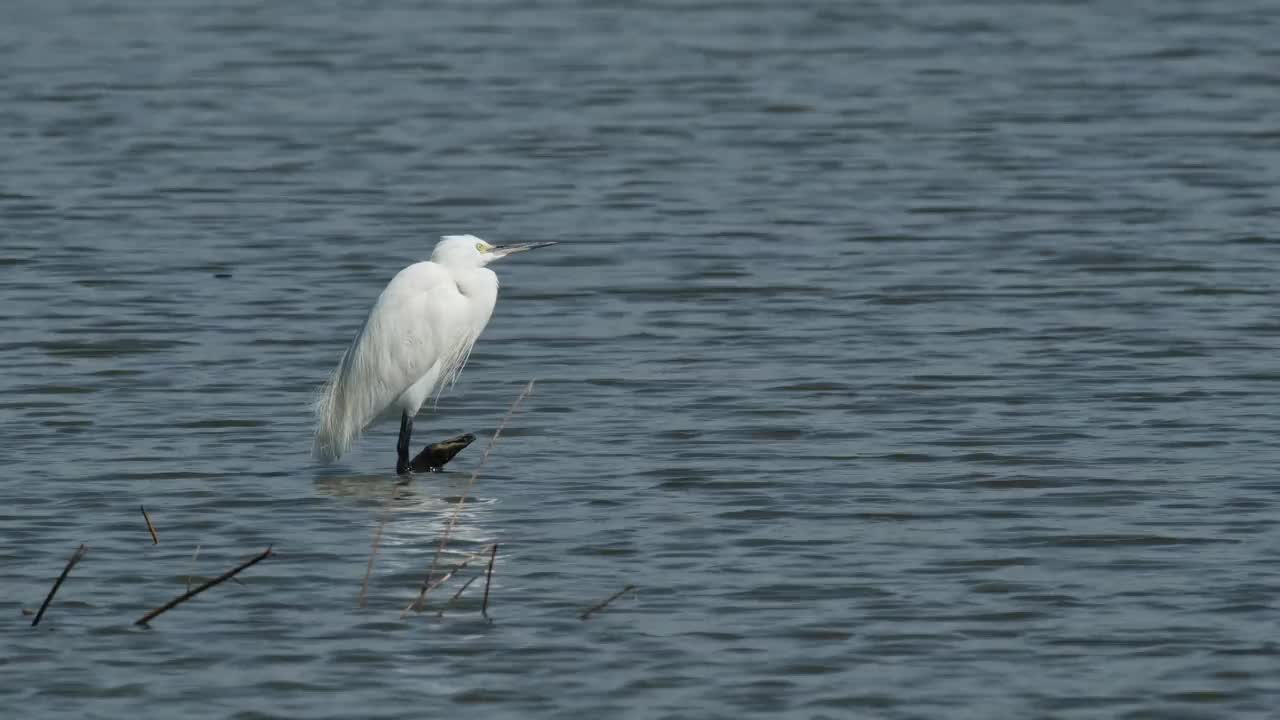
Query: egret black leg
[{"left": 396, "top": 412, "right": 414, "bottom": 475}]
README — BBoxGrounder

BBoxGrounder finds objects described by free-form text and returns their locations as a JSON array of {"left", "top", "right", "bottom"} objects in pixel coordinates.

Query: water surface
[{"left": 2, "top": 0, "right": 1279, "bottom": 717}]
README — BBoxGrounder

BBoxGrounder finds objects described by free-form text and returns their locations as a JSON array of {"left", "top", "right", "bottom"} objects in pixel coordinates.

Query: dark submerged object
[{"left": 407, "top": 432, "right": 475, "bottom": 473}]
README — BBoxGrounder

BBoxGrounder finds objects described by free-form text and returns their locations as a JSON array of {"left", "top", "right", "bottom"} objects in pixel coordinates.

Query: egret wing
[{"left": 313, "top": 262, "right": 467, "bottom": 460}]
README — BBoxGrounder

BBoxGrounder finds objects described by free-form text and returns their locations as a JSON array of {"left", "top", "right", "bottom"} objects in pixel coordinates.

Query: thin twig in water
[
  {"left": 140, "top": 505, "right": 159, "bottom": 545},
  {"left": 32, "top": 544, "right": 88, "bottom": 627},
  {"left": 481, "top": 543, "right": 498, "bottom": 621},
  {"left": 580, "top": 584, "right": 637, "bottom": 621},
  {"left": 409, "top": 381, "right": 533, "bottom": 612},
  {"left": 358, "top": 483, "right": 401, "bottom": 608},
  {"left": 401, "top": 547, "right": 492, "bottom": 617},
  {"left": 135, "top": 546, "right": 272, "bottom": 626},
  {"left": 436, "top": 576, "right": 479, "bottom": 618}
]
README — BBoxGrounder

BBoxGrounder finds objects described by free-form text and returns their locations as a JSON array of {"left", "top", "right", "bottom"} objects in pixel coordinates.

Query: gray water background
[{"left": 2, "top": 0, "right": 1279, "bottom": 717}]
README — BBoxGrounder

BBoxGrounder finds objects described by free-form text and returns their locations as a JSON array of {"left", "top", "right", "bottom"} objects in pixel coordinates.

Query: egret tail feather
[
  {"left": 312, "top": 345, "right": 369, "bottom": 462},
  {"left": 313, "top": 372, "right": 354, "bottom": 461}
]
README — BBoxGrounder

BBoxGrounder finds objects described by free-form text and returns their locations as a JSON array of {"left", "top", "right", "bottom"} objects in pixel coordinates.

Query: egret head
[{"left": 432, "top": 235, "right": 556, "bottom": 269}]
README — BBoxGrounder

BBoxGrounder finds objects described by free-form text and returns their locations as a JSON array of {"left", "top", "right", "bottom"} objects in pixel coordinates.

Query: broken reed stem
[
  {"left": 580, "top": 584, "right": 637, "bottom": 621},
  {"left": 401, "top": 546, "right": 493, "bottom": 618},
  {"left": 409, "top": 381, "right": 533, "bottom": 612},
  {"left": 140, "top": 506, "right": 159, "bottom": 545},
  {"left": 135, "top": 546, "right": 273, "bottom": 626},
  {"left": 32, "top": 544, "right": 88, "bottom": 627},
  {"left": 436, "top": 576, "right": 479, "bottom": 618},
  {"left": 481, "top": 543, "right": 498, "bottom": 620},
  {"left": 357, "top": 483, "right": 401, "bottom": 608}
]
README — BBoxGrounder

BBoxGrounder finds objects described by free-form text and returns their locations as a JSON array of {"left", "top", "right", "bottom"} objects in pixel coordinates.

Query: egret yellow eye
[{"left": 476, "top": 242, "right": 490, "bottom": 253}]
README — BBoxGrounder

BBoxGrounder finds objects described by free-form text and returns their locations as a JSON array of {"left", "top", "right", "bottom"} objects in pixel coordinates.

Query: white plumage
[{"left": 312, "top": 234, "right": 554, "bottom": 470}]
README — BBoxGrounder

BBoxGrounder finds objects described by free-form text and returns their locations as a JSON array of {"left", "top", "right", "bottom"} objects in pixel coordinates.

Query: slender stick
[
  {"left": 32, "top": 544, "right": 88, "bottom": 627},
  {"left": 580, "top": 584, "right": 636, "bottom": 621},
  {"left": 401, "top": 548, "right": 491, "bottom": 618},
  {"left": 135, "top": 546, "right": 272, "bottom": 626},
  {"left": 480, "top": 543, "right": 498, "bottom": 620},
  {"left": 140, "top": 506, "right": 159, "bottom": 545},
  {"left": 436, "top": 576, "right": 479, "bottom": 618},
  {"left": 409, "top": 382, "right": 533, "bottom": 612},
  {"left": 358, "top": 483, "right": 401, "bottom": 608}
]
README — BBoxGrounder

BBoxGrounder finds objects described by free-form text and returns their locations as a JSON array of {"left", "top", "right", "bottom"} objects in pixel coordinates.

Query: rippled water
[{"left": 3, "top": 0, "right": 1279, "bottom": 717}]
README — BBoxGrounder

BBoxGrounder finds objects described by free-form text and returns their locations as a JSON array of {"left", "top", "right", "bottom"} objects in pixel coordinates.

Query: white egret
[{"left": 313, "top": 235, "right": 555, "bottom": 474}]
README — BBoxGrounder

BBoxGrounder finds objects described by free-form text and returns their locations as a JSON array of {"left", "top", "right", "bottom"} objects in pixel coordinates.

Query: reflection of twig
[
  {"left": 187, "top": 544, "right": 245, "bottom": 590},
  {"left": 186, "top": 575, "right": 247, "bottom": 587},
  {"left": 409, "top": 381, "right": 533, "bottom": 612},
  {"left": 32, "top": 544, "right": 88, "bottom": 627},
  {"left": 186, "top": 545, "right": 201, "bottom": 592},
  {"left": 185, "top": 546, "right": 245, "bottom": 590},
  {"left": 358, "top": 484, "right": 401, "bottom": 608},
  {"left": 136, "top": 547, "right": 272, "bottom": 626},
  {"left": 481, "top": 543, "right": 498, "bottom": 620},
  {"left": 580, "top": 585, "right": 636, "bottom": 621},
  {"left": 436, "top": 576, "right": 479, "bottom": 618},
  {"left": 140, "top": 506, "right": 159, "bottom": 544}
]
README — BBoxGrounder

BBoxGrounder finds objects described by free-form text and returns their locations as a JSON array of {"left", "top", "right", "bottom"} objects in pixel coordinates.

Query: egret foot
[{"left": 410, "top": 433, "right": 476, "bottom": 473}]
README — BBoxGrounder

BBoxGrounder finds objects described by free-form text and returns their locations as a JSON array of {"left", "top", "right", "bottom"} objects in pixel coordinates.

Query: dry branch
[
  {"left": 436, "top": 576, "right": 479, "bottom": 618},
  {"left": 402, "top": 546, "right": 493, "bottom": 617},
  {"left": 580, "top": 584, "right": 636, "bottom": 621},
  {"left": 135, "top": 546, "right": 272, "bottom": 626},
  {"left": 32, "top": 544, "right": 88, "bottom": 627},
  {"left": 481, "top": 543, "right": 498, "bottom": 620},
  {"left": 410, "top": 433, "right": 476, "bottom": 473},
  {"left": 140, "top": 506, "right": 159, "bottom": 544}
]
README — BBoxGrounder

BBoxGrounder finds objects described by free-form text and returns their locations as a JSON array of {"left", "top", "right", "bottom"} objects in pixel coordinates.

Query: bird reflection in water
[{"left": 313, "top": 469, "right": 498, "bottom": 572}]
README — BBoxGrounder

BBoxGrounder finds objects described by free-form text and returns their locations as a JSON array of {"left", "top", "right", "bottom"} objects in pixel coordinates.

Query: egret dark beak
[{"left": 490, "top": 241, "right": 557, "bottom": 259}]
